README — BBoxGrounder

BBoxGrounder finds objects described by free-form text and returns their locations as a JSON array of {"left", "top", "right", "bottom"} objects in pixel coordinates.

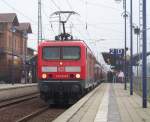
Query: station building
[{"left": 0, "top": 13, "right": 32, "bottom": 83}]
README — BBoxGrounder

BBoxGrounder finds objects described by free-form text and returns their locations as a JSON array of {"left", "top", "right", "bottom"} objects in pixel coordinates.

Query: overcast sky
[{"left": 0, "top": 0, "right": 150, "bottom": 56}]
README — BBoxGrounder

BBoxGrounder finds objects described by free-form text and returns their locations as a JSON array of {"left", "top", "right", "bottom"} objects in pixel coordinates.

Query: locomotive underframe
[{"left": 39, "top": 80, "right": 86, "bottom": 104}]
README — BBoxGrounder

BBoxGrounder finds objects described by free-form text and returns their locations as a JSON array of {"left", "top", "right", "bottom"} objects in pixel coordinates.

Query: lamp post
[
  {"left": 11, "top": 26, "right": 16, "bottom": 85},
  {"left": 38, "top": 0, "right": 42, "bottom": 45},
  {"left": 123, "top": 0, "right": 127, "bottom": 90},
  {"left": 114, "top": 0, "right": 134, "bottom": 94},
  {"left": 130, "top": 0, "right": 133, "bottom": 95},
  {"left": 115, "top": 0, "right": 128, "bottom": 90},
  {"left": 142, "top": 0, "right": 147, "bottom": 108}
]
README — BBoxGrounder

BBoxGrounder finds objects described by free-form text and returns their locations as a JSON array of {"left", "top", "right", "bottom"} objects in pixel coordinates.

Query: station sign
[{"left": 109, "top": 48, "right": 124, "bottom": 55}]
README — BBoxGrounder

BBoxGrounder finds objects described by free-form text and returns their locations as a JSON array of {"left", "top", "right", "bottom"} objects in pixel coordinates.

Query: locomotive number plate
[{"left": 56, "top": 74, "right": 68, "bottom": 78}]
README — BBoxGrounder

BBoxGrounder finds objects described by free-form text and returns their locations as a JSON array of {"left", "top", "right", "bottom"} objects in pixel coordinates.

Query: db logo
[{"left": 58, "top": 66, "right": 65, "bottom": 72}]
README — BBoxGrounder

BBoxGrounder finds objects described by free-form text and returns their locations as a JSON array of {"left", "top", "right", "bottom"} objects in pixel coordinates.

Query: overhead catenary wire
[
  {"left": 50, "top": 0, "right": 68, "bottom": 35},
  {"left": 80, "top": 0, "right": 122, "bottom": 12},
  {"left": 65, "top": 0, "right": 102, "bottom": 56},
  {"left": 83, "top": 0, "right": 92, "bottom": 40},
  {"left": 2, "top": 0, "right": 59, "bottom": 41},
  {"left": 1, "top": 0, "right": 37, "bottom": 24},
  {"left": 42, "top": 3, "right": 57, "bottom": 38},
  {"left": 66, "top": 0, "right": 126, "bottom": 37},
  {"left": 1, "top": 0, "right": 56, "bottom": 39},
  {"left": 65, "top": 0, "right": 124, "bottom": 41},
  {"left": 51, "top": 0, "right": 62, "bottom": 11},
  {"left": 65, "top": 0, "right": 92, "bottom": 40},
  {"left": 1, "top": 0, "right": 127, "bottom": 47},
  {"left": 1, "top": 0, "right": 41, "bottom": 50}
]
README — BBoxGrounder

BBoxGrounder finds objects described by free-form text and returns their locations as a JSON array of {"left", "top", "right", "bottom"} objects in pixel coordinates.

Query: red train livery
[{"left": 37, "top": 40, "right": 106, "bottom": 104}]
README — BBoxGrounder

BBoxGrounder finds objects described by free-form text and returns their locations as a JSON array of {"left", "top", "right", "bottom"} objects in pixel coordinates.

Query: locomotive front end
[{"left": 37, "top": 41, "right": 86, "bottom": 104}]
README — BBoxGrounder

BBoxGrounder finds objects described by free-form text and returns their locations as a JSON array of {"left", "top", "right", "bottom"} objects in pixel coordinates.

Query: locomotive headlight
[
  {"left": 76, "top": 74, "right": 80, "bottom": 78},
  {"left": 42, "top": 73, "right": 47, "bottom": 79}
]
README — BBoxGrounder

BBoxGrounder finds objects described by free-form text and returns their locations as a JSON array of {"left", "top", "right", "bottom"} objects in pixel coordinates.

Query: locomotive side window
[
  {"left": 62, "top": 46, "right": 80, "bottom": 60},
  {"left": 43, "top": 47, "right": 60, "bottom": 60}
]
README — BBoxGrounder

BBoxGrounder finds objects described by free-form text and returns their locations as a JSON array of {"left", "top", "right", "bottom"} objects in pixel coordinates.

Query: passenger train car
[{"left": 37, "top": 40, "right": 107, "bottom": 104}]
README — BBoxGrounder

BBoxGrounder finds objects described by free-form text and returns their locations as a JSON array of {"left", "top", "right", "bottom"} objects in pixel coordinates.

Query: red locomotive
[
  {"left": 37, "top": 40, "right": 106, "bottom": 104},
  {"left": 37, "top": 11, "right": 107, "bottom": 104}
]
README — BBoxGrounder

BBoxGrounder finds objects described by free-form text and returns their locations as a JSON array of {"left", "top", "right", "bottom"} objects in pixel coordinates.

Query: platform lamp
[
  {"left": 133, "top": 26, "right": 140, "bottom": 55},
  {"left": 120, "top": 0, "right": 134, "bottom": 96},
  {"left": 133, "top": 26, "right": 140, "bottom": 80},
  {"left": 10, "top": 26, "right": 16, "bottom": 85},
  {"left": 114, "top": 0, "right": 128, "bottom": 90}
]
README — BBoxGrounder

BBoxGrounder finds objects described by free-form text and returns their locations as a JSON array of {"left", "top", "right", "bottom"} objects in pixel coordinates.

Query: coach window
[
  {"left": 43, "top": 47, "right": 60, "bottom": 60},
  {"left": 62, "top": 46, "right": 80, "bottom": 60}
]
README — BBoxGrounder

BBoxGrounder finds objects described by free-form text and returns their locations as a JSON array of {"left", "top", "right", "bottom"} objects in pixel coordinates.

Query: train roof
[
  {"left": 39, "top": 40, "right": 94, "bottom": 54},
  {"left": 38, "top": 40, "right": 87, "bottom": 47}
]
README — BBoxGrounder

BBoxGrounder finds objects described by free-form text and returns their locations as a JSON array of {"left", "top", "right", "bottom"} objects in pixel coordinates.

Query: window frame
[{"left": 42, "top": 46, "right": 81, "bottom": 60}]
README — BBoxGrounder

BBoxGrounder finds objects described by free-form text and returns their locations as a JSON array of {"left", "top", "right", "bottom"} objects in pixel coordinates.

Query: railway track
[
  {"left": 0, "top": 95, "right": 66, "bottom": 122},
  {"left": 0, "top": 93, "right": 39, "bottom": 109},
  {"left": 20, "top": 108, "right": 66, "bottom": 122},
  {"left": 16, "top": 106, "right": 49, "bottom": 122},
  {"left": 0, "top": 96, "right": 47, "bottom": 122}
]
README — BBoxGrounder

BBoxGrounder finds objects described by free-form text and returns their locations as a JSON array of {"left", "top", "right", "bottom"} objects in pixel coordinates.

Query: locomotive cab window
[
  {"left": 43, "top": 47, "right": 60, "bottom": 60},
  {"left": 42, "top": 46, "right": 80, "bottom": 60},
  {"left": 62, "top": 47, "right": 80, "bottom": 60}
]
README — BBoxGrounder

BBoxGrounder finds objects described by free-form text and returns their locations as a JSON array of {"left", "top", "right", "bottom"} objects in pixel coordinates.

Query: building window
[
  {"left": 0, "top": 23, "right": 4, "bottom": 32},
  {"left": 9, "top": 35, "right": 11, "bottom": 48},
  {"left": 14, "top": 39, "right": 16, "bottom": 49},
  {"left": 0, "top": 33, "right": 4, "bottom": 46}
]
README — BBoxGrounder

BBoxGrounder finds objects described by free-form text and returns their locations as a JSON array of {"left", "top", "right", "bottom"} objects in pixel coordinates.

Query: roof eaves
[{"left": 0, "top": 13, "right": 19, "bottom": 26}]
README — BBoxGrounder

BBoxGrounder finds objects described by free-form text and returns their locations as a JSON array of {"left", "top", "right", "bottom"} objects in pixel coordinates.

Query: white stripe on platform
[{"left": 94, "top": 84, "right": 109, "bottom": 122}]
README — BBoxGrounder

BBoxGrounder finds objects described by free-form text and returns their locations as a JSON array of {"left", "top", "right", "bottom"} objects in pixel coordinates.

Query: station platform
[
  {"left": 0, "top": 83, "right": 38, "bottom": 101},
  {"left": 53, "top": 83, "right": 150, "bottom": 122},
  {"left": 0, "top": 83, "right": 37, "bottom": 90}
]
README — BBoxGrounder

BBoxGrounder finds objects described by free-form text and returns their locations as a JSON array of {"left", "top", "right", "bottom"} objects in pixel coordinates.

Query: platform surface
[
  {"left": 114, "top": 84, "right": 150, "bottom": 122},
  {"left": 54, "top": 83, "right": 150, "bottom": 122},
  {"left": 96, "top": 83, "right": 150, "bottom": 122}
]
